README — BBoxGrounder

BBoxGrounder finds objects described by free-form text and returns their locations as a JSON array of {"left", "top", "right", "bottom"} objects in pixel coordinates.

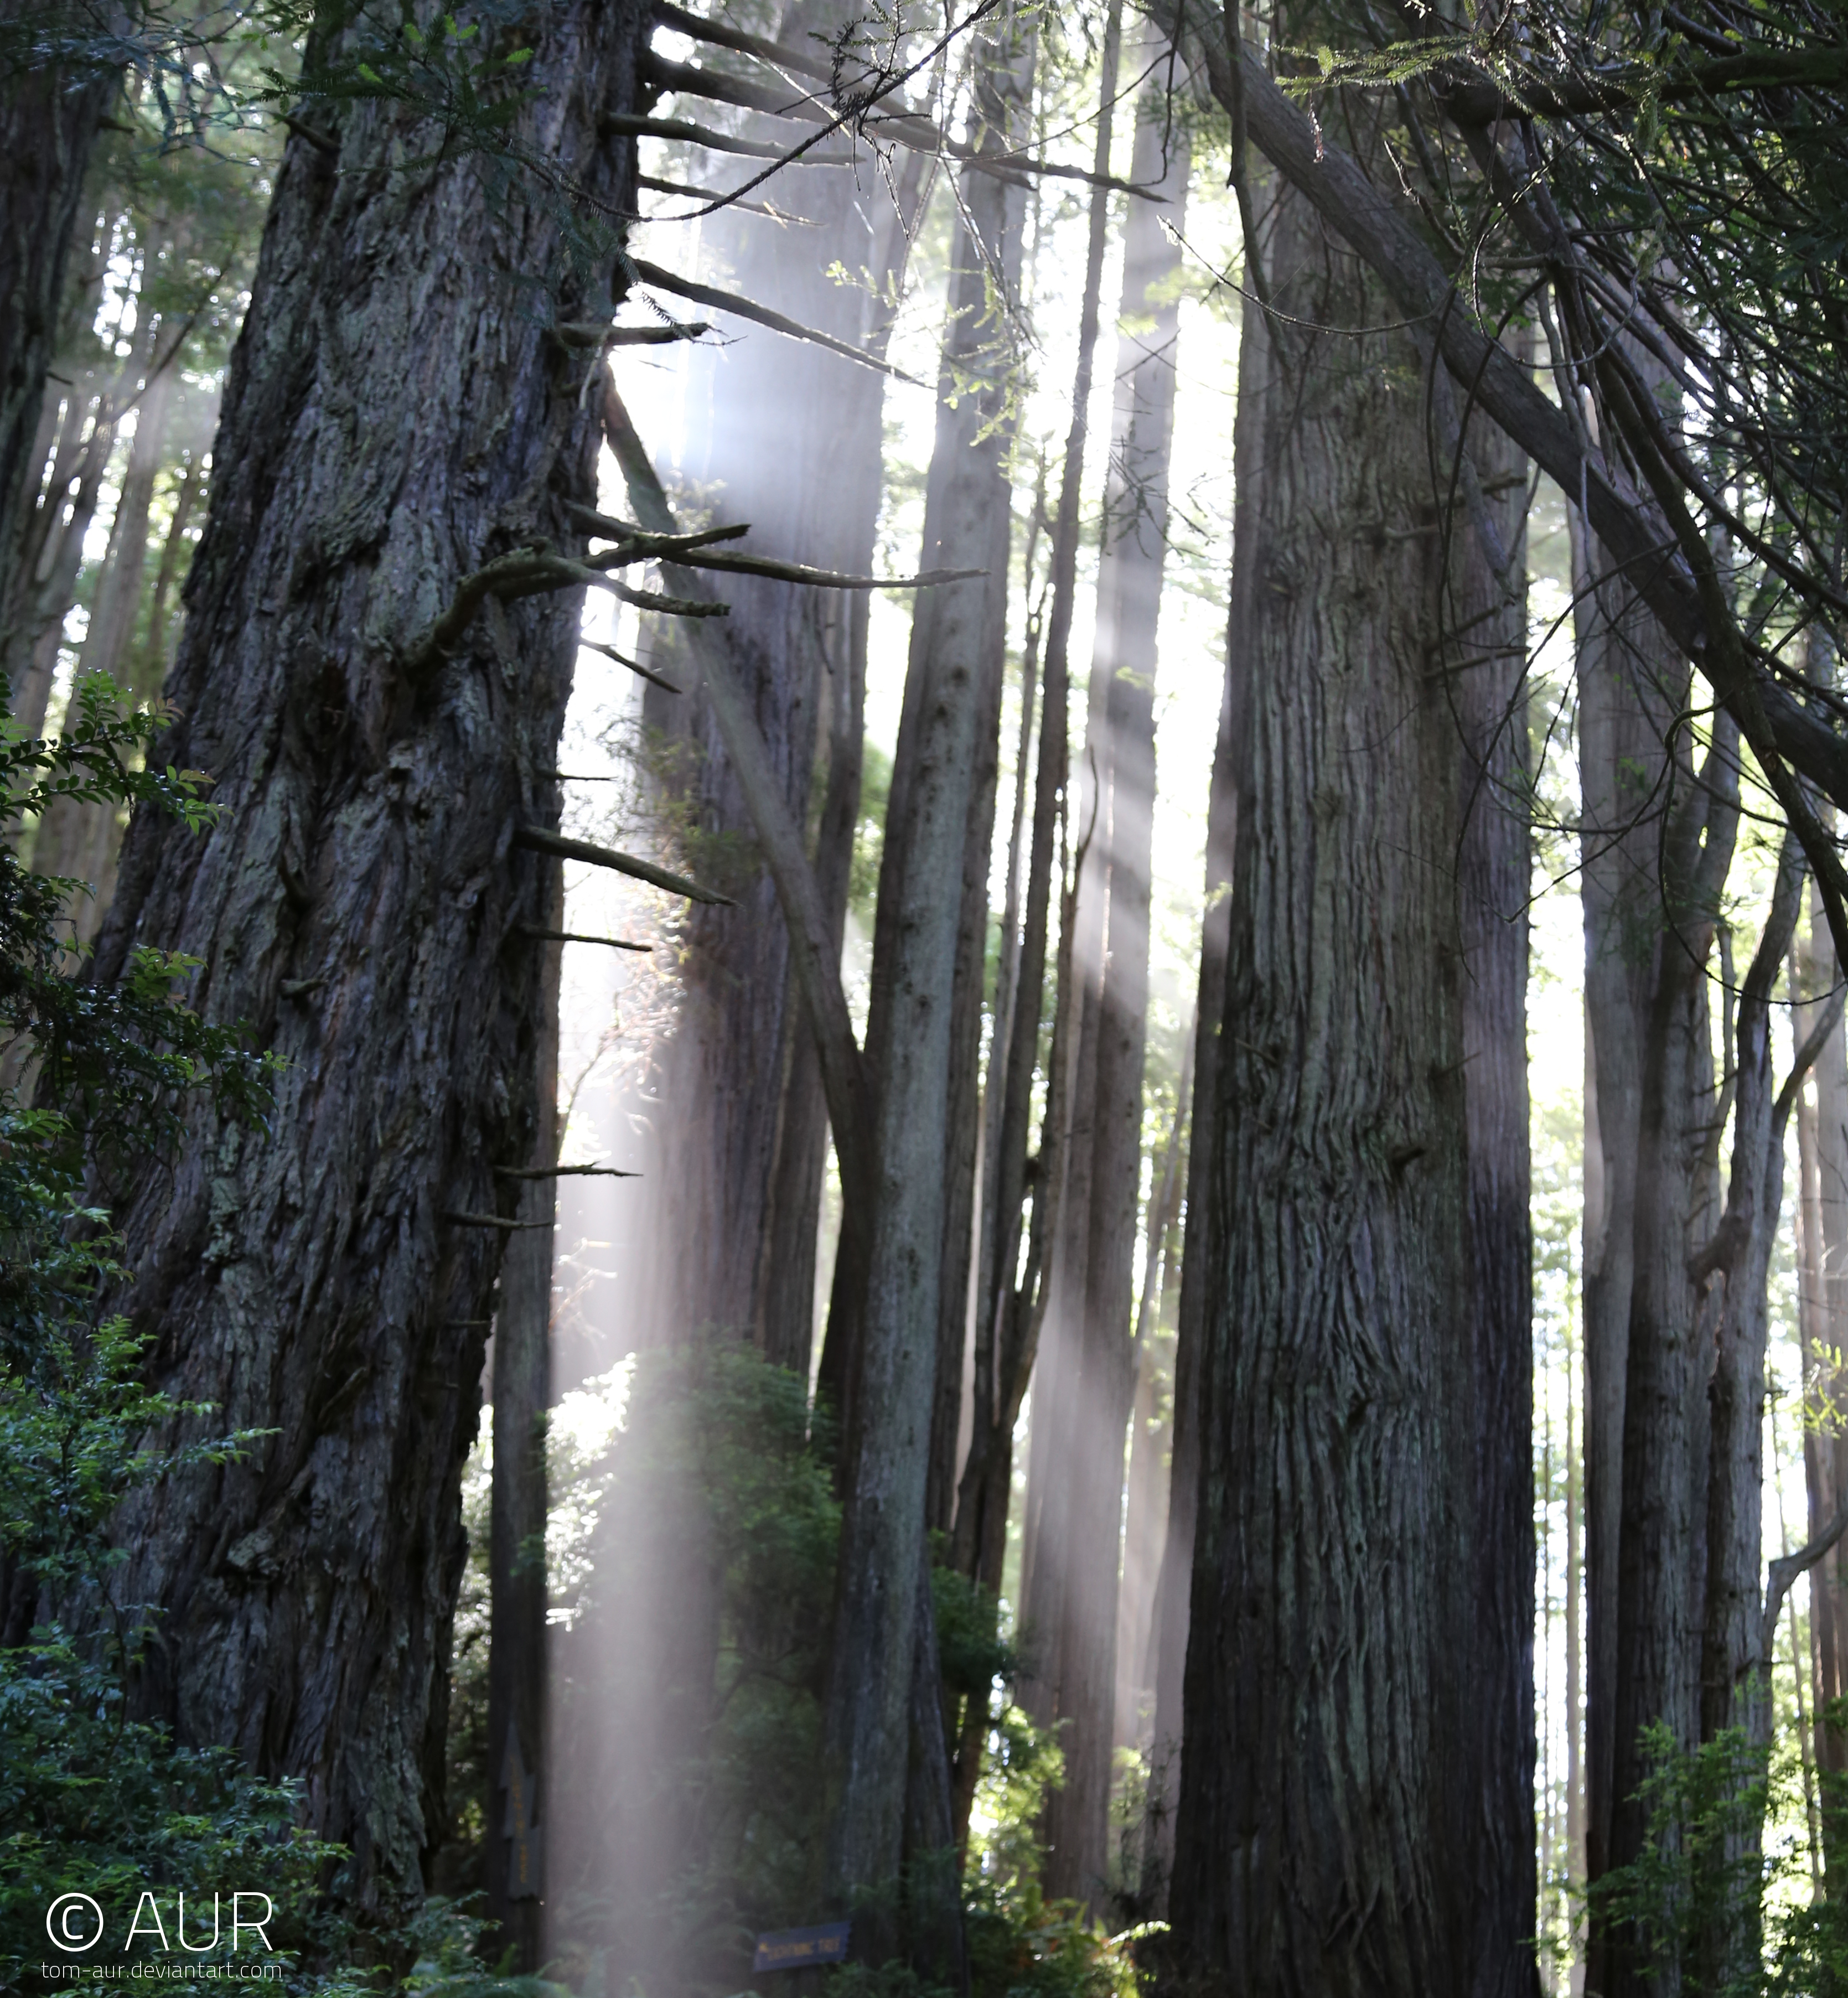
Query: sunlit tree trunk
[
  {"left": 1138, "top": 232, "right": 1261, "bottom": 1919},
  {"left": 1797, "top": 884, "right": 1848, "bottom": 1877},
  {"left": 1166, "top": 147, "right": 1533, "bottom": 1992},
  {"left": 1023, "top": 49, "right": 1181, "bottom": 1911},
  {"left": 90, "top": 1, "right": 644, "bottom": 1916},
  {"left": 1807, "top": 882, "right": 1848, "bottom": 1863},
  {"left": 820, "top": 21, "right": 1034, "bottom": 1933},
  {"left": 641, "top": 11, "right": 915, "bottom": 1364}
]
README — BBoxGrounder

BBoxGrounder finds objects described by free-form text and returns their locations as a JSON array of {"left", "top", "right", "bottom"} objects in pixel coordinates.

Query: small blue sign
[{"left": 752, "top": 1920, "right": 851, "bottom": 1972}]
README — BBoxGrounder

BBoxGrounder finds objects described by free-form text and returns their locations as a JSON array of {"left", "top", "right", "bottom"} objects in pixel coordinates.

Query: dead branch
[
  {"left": 601, "top": 110, "right": 857, "bottom": 163},
  {"left": 515, "top": 923, "right": 651, "bottom": 952},
  {"left": 566, "top": 501, "right": 981, "bottom": 590},
  {"left": 644, "top": 15, "right": 1167, "bottom": 202},
  {"left": 493, "top": 1163, "right": 640, "bottom": 1178},
  {"left": 443, "top": 1210, "right": 551, "bottom": 1230},
  {"left": 403, "top": 547, "right": 726, "bottom": 676},
  {"left": 637, "top": 172, "right": 819, "bottom": 222},
  {"left": 580, "top": 637, "right": 684, "bottom": 694},
  {"left": 552, "top": 318, "right": 713, "bottom": 347},
  {"left": 628, "top": 258, "right": 926, "bottom": 385},
  {"left": 511, "top": 823, "right": 736, "bottom": 906},
  {"left": 1766, "top": 1490, "right": 1848, "bottom": 1638}
]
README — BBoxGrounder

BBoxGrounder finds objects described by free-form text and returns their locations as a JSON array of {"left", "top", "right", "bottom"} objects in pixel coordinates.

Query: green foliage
[
  {"left": 931, "top": 1546, "right": 1017, "bottom": 1706},
  {"left": 1576, "top": 1717, "right": 1848, "bottom": 1997},
  {"left": 0, "top": 684, "right": 536, "bottom": 1997},
  {"left": 0, "top": 1628, "right": 348, "bottom": 1993}
]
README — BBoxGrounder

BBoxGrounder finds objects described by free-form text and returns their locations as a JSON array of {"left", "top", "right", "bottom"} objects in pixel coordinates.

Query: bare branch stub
[{"left": 511, "top": 822, "right": 736, "bottom": 907}]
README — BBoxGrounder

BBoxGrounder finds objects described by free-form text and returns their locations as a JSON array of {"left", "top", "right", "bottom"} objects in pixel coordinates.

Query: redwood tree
[
  {"left": 1165, "top": 143, "right": 1534, "bottom": 1993},
  {"left": 90, "top": 0, "right": 647, "bottom": 1916}
]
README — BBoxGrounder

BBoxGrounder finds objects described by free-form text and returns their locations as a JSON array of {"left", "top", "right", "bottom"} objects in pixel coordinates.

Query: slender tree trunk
[
  {"left": 33, "top": 362, "right": 177, "bottom": 922},
  {"left": 485, "top": 865, "right": 561, "bottom": 1971},
  {"left": 756, "top": 137, "right": 929, "bottom": 1377},
  {"left": 1166, "top": 144, "right": 1533, "bottom": 1994},
  {"left": 1810, "top": 886, "right": 1848, "bottom": 1864},
  {"left": 1572, "top": 468, "right": 1692, "bottom": 1893},
  {"left": 1692, "top": 834, "right": 1806, "bottom": 1991},
  {"left": 820, "top": 20, "right": 1035, "bottom": 1930},
  {"left": 138, "top": 449, "right": 203, "bottom": 686},
  {"left": 0, "top": 7, "right": 117, "bottom": 603},
  {"left": 1117, "top": 1031, "right": 1188, "bottom": 1756},
  {"left": 89, "top": 2, "right": 644, "bottom": 1916},
  {"left": 1453, "top": 358, "right": 1537, "bottom": 1996},
  {"left": 1599, "top": 718, "right": 1738, "bottom": 1998},
  {"left": 1026, "top": 25, "right": 1197, "bottom": 1912}
]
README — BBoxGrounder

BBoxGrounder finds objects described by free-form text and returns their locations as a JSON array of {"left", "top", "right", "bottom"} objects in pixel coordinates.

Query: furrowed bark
[
  {"left": 88, "top": 0, "right": 644, "bottom": 1915},
  {"left": 1165, "top": 139, "right": 1533, "bottom": 1992},
  {"left": 1153, "top": 0, "right": 1848, "bottom": 971}
]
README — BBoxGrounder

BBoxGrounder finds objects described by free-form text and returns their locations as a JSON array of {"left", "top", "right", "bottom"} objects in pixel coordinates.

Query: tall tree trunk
[
  {"left": 1810, "top": 882, "right": 1848, "bottom": 1867},
  {"left": 819, "top": 18, "right": 1035, "bottom": 1445},
  {"left": 33, "top": 361, "right": 177, "bottom": 925},
  {"left": 759, "top": 147, "right": 929, "bottom": 1379},
  {"left": 1692, "top": 834, "right": 1807, "bottom": 1991},
  {"left": 1138, "top": 245, "right": 1262, "bottom": 1924},
  {"left": 485, "top": 865, "right": 561, "bottom": 1971},
  {"left": 1598, "top": 717, "right": 1738, "bottom": 1998},
  {"left": 89, "top": 2, "right": 644, "bottom": 1916},
  {"left": 1023, "top": 27, "right": 1190, "bottom": 1912},
  {"left": 820, "top": 19, "right": 1034, "bottom": 1930},
  {"left": 0, "top": 8, "right": 117, "bottom": 605},
  {"left": 1570, "top": 349, "right": 1710, "bottom": 1918},
  {"left": 1166, "top": 143, "right": 1533, "bottom": 1993},
  {"left": 1116, "top": 1030, "right": 1188, "bottom": 1757},
  {"left": 640, "top": 24, "right": 915, "bottom": 1361},
  {"left": 1453, "top": 361, "right": 1536, "bottom": 1996},
  {"left": 1798, "top": 886, "right": 1848, "bottom": 1871}
]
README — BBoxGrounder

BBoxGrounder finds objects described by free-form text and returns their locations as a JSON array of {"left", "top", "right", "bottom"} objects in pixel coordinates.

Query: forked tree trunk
[
  {"left": 820, "top": 19, "right": 1034, "bottom": 1930},
  {"left": 1166, "top": 148, "right": 1533, "bottom": 1994},
  {"left": 90, "top": 2, "right": 644, "bottom": 1916}
]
